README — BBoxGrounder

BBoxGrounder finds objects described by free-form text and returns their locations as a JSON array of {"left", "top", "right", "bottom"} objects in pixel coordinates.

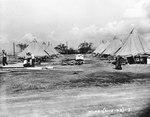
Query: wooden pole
[{"left": 66, "top": 41, "right": 68, "bottom": 54}]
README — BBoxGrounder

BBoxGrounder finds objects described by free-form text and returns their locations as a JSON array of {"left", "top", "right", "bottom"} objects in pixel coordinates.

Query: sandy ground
[{"left": 0, "top": 56, "right": 150, "bottom": 117}]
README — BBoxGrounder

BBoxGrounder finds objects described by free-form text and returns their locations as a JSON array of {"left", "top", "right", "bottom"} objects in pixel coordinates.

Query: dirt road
[{"left": 0, "top": 61, "right": 150, "bottom": 117}]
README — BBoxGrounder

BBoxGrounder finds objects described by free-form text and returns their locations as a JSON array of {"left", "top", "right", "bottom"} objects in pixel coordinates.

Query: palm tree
[
  {"left": 78, "top": 42, "right": 93, "bottom": 54},
  {"left": 16, "top": 43, "right": 28, "bottom": 52},
  {"left": 54, "top": 43, "right": 67, "bottom": 54}
]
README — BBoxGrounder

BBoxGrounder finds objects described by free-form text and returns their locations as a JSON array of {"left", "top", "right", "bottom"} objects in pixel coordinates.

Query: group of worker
[
  {"left": 1, "top": 50, "right": 35, "bottom": 67},
  {"left": 23, "top": 52, "right": 35, "bottom": 67}
]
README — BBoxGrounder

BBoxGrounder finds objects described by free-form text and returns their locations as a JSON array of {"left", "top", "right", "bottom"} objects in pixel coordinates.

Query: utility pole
[{"left": 66, "top": 41, "right": 68, "bottom": 54}]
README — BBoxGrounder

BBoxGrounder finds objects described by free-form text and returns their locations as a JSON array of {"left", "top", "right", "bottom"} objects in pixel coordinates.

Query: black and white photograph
[{"left": 0, "top": 0, "right": 150, "bottom": 117}]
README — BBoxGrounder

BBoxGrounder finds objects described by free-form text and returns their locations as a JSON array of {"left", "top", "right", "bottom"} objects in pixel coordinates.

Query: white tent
[
  {"left": 93, "top": 41, "right": 110, "bottom": 54},
  {"left": 97, "top": 41, "right": 110, "bottom": 55},
  {"left": 42, "top": 43, "right": 59, "bottom": 56},
  {"left": 115, "top": 29, "right": 150, "bottom": 56},
  {"left": 102, "top": 36, "right": 122, "bottom": 55},
  {"left": 93, "top": 41, "right": 105, "bottom": 54},
  {"left": 18, "top": 39, "right": 48, "bottom": 57},
  {"left": 42, "top": 43, "right": 56, "bottom": 56},
  {"left": 47, "top": 44, "right": 59, "bottom": 55}
]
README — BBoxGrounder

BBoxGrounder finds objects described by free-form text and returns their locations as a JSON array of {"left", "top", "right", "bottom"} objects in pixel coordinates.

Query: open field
[{"left": 0, "top": 56, "right": 150, "bottom": 117}]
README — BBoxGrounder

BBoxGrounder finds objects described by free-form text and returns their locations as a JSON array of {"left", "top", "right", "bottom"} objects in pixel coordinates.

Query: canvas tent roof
[
  {"left": 48, "top": 45, "right": 59, "bottom": 55},
  {"left": 18, "top": 39, "right": 48, "bottom": 57},
  {"left": 115, "top": 29, "right": 150, "bottom": 56},
  {"left": 42, "top": 43, "right": 59, "bottom": 56},
  {"left": 95, "top": 41, "right": 110, "bottom": 55},
  {"left": 42, "top": 43, "right": 55, "bottom": 56},
  {"left": 93, "top": 41, "right": 105, "bottom": 54},
  {"left": 102, "top": 36, "right": 122, "bottom": 55}
]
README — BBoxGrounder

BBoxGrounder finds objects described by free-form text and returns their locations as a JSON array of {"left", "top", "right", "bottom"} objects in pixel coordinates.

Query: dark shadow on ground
[{"left": 1, "top": 70, "right": 149, "bottom": 94}]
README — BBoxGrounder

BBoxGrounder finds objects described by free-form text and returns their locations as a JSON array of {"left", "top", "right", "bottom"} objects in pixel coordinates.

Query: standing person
[
  {"left": 2, "top": 50, "right": 8, "bottom": 66},
  {"left": 116, "top": 56, "right": 122, "bottom": 70},
  {"left": 115, "top": 56, "right": 118, "bottom": 69},
  {"left": 115, "top": 55, "right": 122, "bottom": 70},
  {"left": 23, "top": 52, "right": 31, "bottom": 67},
  {"left": 118, "top": 56, "right": 122, "bottom": 70},
  {"left": 31, "top": 53, "right": 35, "bottom": 67}
]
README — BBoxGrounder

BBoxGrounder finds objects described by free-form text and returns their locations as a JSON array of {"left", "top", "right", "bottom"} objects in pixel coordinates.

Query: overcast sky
[{"left": 0, "top": 0, "right": 150, "bottom": 51}]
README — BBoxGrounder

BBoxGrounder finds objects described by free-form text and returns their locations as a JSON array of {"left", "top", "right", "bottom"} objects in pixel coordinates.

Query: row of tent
[
  {"left": 18, "top": 39, "right": 59, "bottom": 57},
  {"left": 93, "top": 29, "right": 150, "bottom": 57}
]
